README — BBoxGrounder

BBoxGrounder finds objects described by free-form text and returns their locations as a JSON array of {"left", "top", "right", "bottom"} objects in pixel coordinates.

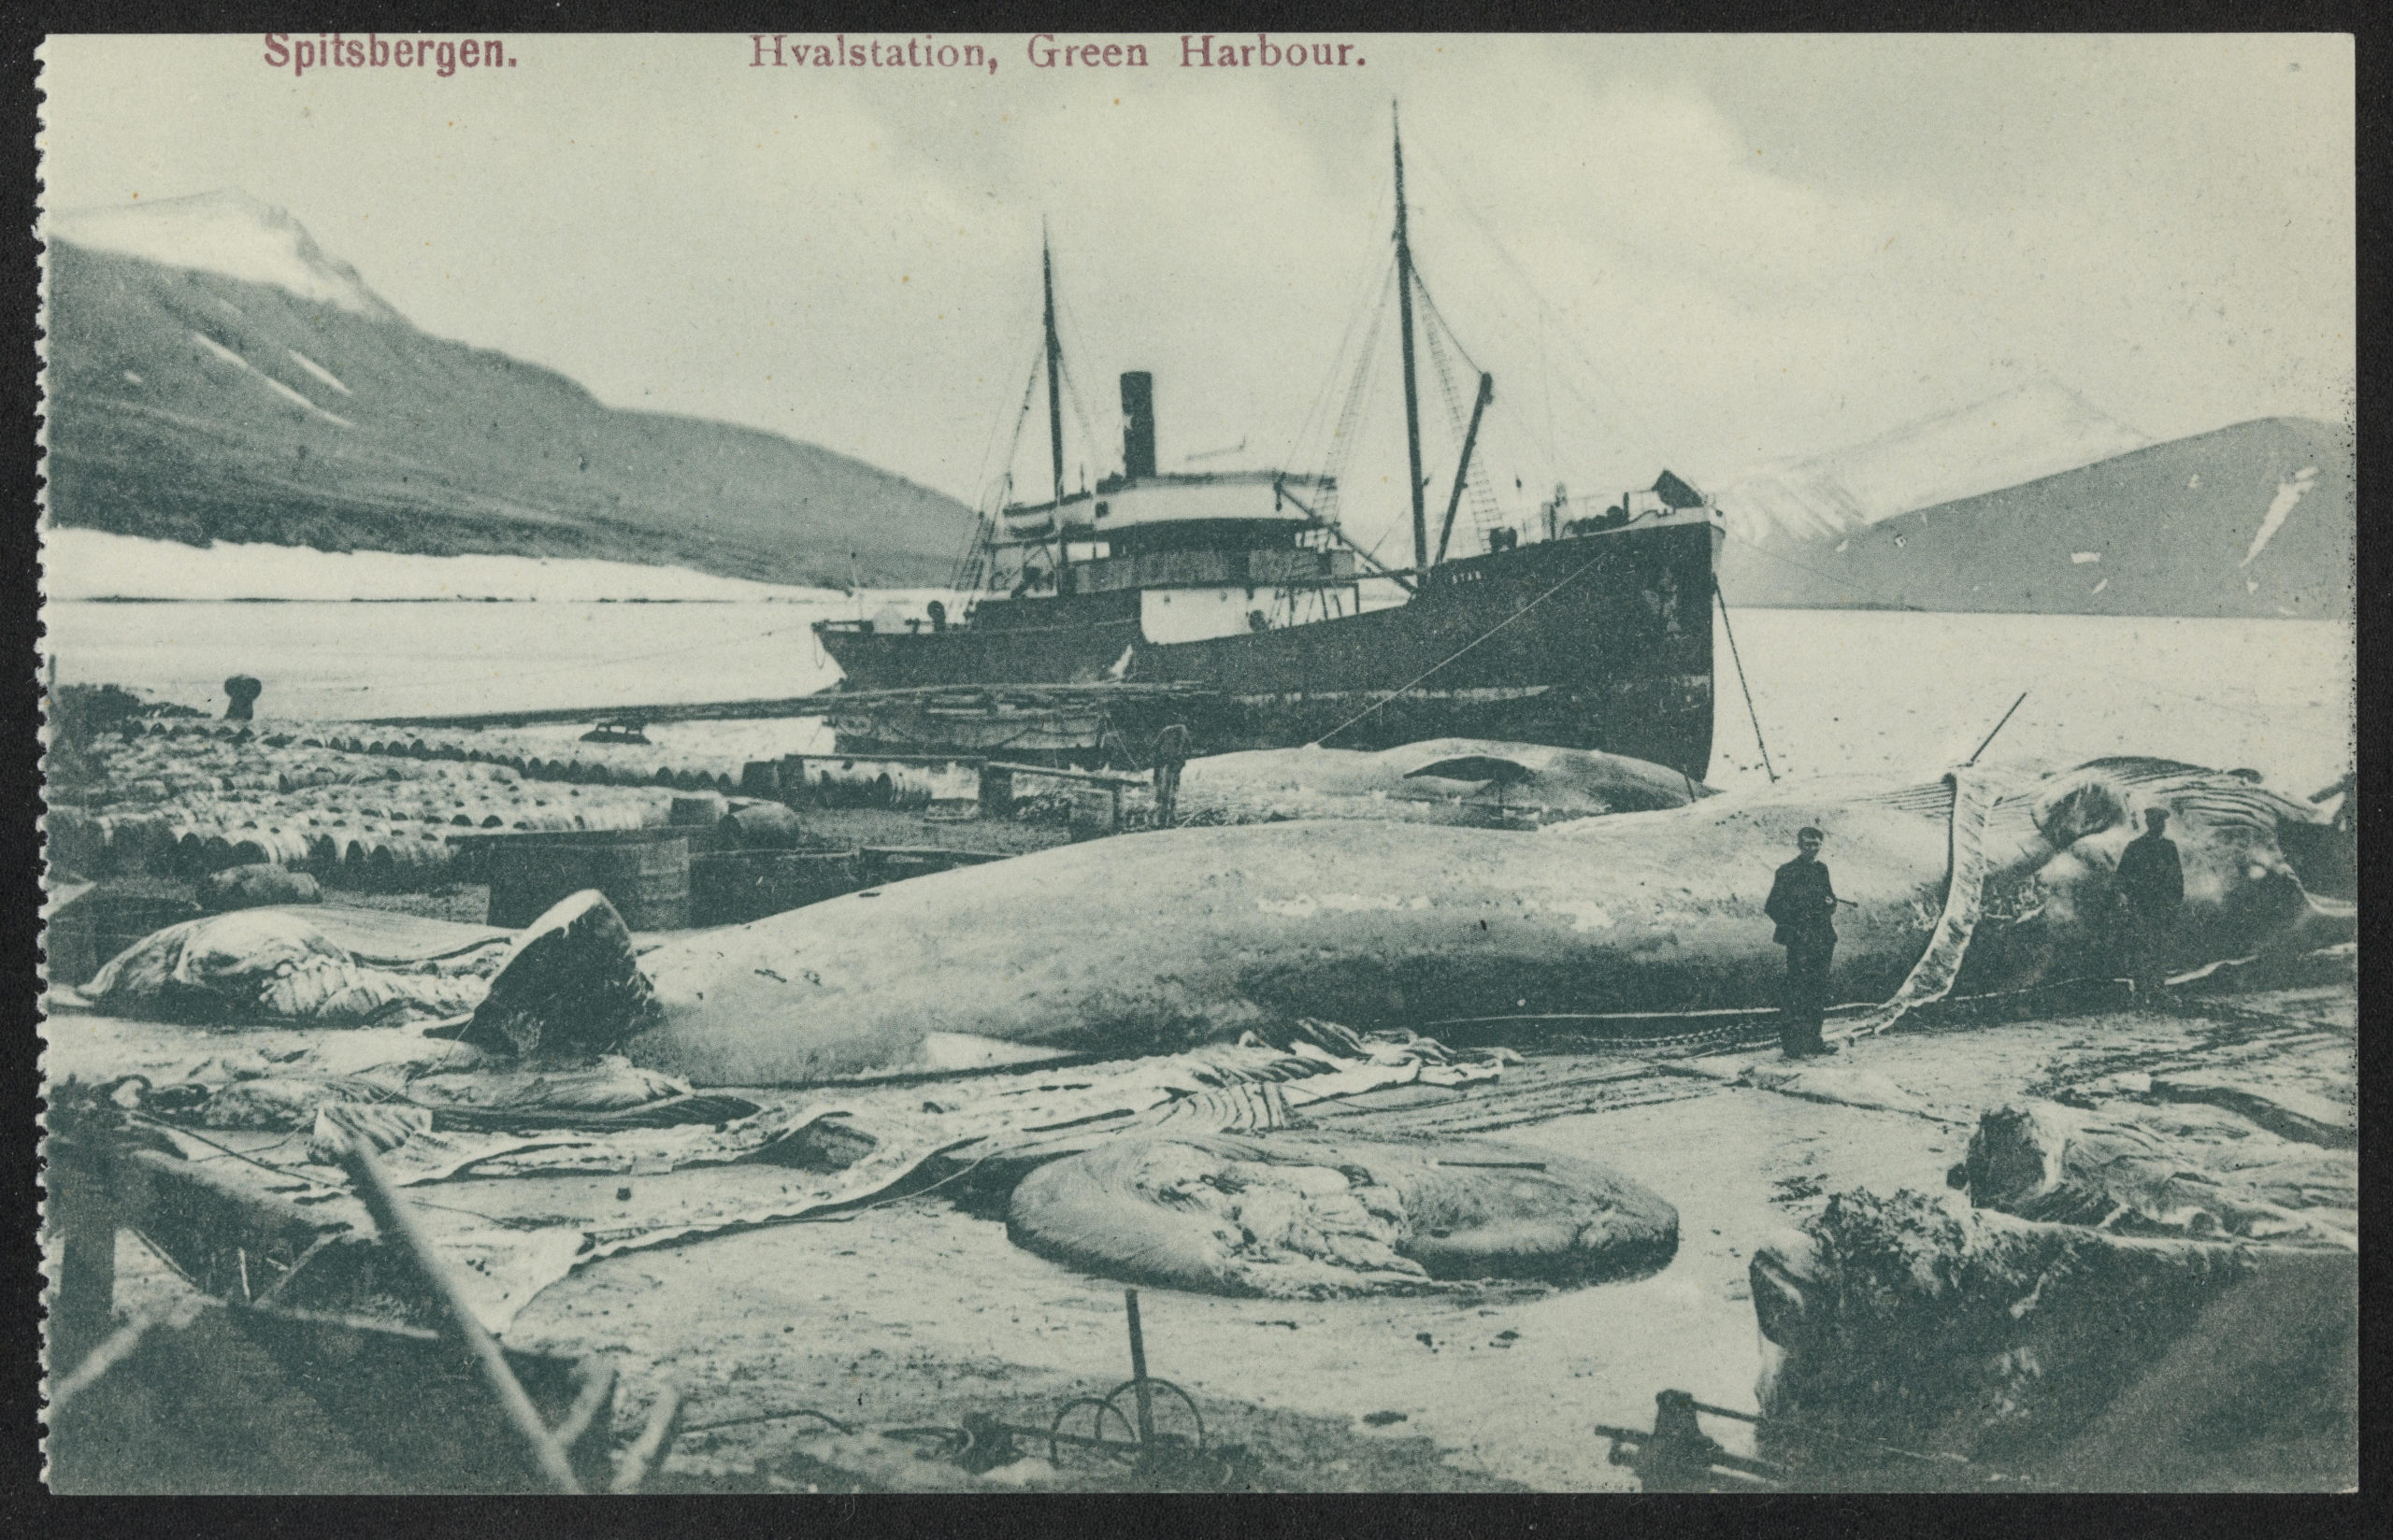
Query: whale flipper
[{"left": 464, "top": 890, "right": 655, "bottom": 1059}]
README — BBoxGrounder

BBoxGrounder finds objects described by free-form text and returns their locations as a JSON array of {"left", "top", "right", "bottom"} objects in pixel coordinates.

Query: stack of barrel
[
  {"left": 52, "top": 722, "right": 680, "bottom": 891},
  {"left": 316, "top": 725, "right": 755, "bottom": 792},
  {"left": 477, "top": 791, "right": 867, "bottom": 930}
]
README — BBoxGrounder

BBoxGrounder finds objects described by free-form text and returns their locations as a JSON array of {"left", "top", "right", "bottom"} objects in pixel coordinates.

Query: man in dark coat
[
  {"left": 1765, "top": 826, "right": 1841, "bottom": 1058},
  {"left": 2113, "top": 806, "right": 2185, "bottom": 996}
]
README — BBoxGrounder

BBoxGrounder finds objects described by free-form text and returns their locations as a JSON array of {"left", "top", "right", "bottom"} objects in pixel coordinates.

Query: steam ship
[{"left": 815, "top": 114, "right": 1723, "bottom": 778}]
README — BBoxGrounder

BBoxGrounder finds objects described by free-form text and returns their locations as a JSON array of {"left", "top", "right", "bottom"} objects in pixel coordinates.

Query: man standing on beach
[
  {"left": 2113, "top": 806, "right": 2185, "bottom": 997},
  {"left": 1765, "top": 826, "right": 1841, "bottom": 1059}
]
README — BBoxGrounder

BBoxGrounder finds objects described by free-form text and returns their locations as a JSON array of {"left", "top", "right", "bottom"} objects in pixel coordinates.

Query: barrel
[
  {"left": 1068, "top": 785, "right": 1122, "bottom": 841},
  {"left": 669, "top": 791, "right": 728, "bottom": 828},
  {"left": 482, "top": 827, "right": 692, "bottom": 930}
]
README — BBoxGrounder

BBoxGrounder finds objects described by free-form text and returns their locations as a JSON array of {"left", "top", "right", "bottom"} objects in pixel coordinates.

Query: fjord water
[{"left": 45, "top": 599, "right": 2354, "bottom": 796}]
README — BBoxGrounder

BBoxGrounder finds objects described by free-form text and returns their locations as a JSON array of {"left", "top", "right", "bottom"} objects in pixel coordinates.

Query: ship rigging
[{"left": 814, "top": 106, "right": 1726, "bottom": 777}]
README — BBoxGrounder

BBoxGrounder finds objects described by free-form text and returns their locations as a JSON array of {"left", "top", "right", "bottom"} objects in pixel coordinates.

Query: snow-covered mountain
[
  {"left": 48, "top": 190, "right": 401, "bottom": 321},
  {"left": 1719, "top": 379, "right": 2154, "bottom": 546},
  {"left": 1717, "top": 415, "right": 2353, "bottom": 619},
  {"left": 40, "top": 192, "right": 977, "bottom": 589}
]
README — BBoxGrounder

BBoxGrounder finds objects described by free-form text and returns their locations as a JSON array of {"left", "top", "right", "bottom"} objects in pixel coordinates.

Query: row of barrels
[
  {"left": 90, "top": 716, "right": 760, "bottom": 794},
  {"left": 78, "top": 756, "right": 528, "bottom": 805},
  {"left": 49, "top": 789, "right": 672, "bottom": 887},
  {"left": 312, "top": 730, "right": 751, "bottom": 792},
  {"left": 74, "top": 737, "right": 668, "bottom": 824},
  {"left": 48, "top": 815, "right": 453, "bottom": 889},
  {"left": 60, "top": 774, "right": 670, "bottom": 830}
]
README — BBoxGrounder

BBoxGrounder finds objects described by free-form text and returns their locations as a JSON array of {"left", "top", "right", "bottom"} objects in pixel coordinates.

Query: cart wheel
[
  {"left": 1048, "top": 1396, "right": 1139, "bottom": 1467},
  {"left": 1102, "top": 1378, "right": 1206, "bottom": 1452}
]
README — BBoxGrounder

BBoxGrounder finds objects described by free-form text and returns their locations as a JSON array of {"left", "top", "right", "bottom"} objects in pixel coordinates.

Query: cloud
[{"left": 36, "top": 33, "right": 2353, "bottom": 529}]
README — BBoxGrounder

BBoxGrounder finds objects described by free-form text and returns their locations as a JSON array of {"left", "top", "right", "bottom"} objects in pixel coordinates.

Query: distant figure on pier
[
  {"left": 1765, "top": 826, "right": 1841, "bottom": 1058},
  {"left": 1151, "top": 723, "right": 1190, "bottom": 828},
  {"left": 2113, "top": 806, "right": 2185, "bottom": 995},
  {"left": 222, "top": 675, "right": 263, "bottom": 721}
]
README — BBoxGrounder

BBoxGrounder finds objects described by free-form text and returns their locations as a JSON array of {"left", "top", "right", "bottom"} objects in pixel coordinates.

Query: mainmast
[
  {"left": 1041, "top": 222, "right": 1071, "bottom": 585},
  {"left": 1392, "top": 103, "right": 1430, "bottom": 575}
]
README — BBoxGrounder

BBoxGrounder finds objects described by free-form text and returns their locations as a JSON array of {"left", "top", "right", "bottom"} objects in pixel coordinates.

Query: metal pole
[
  {"left": 1963, "top": 691, "right": 2029, "bottom": 767},
  {"left": 1124, "top": 1288, "right": 1156, "bottom": 1447},
  {"left": 1278, "top": 481, "right": 1416, "bottom": 592},
  {"left": 340, "top": 1134, "right": 584, "bottom": 1493}
]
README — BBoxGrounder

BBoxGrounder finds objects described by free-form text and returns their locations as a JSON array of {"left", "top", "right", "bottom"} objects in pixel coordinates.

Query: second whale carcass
[
  {"left": 1170, "top": 738, "right": 1713, "bottom": 828},
  {"left": 466, "top": 757, "right": 2356, "bottom": 1085}
]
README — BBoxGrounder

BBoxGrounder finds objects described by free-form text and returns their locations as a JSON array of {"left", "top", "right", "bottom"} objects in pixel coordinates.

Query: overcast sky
[{"left": 40, "top": 32, "right": 2354, "bottom": 551}]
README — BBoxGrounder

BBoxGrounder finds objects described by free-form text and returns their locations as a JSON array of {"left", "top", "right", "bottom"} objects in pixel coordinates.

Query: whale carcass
[
  {"left": 1171, "top": 738, "right": 1712, "bottom": 828},
  {"left": 470, "top": 756, "right": 2356, "bottom": 1085}
]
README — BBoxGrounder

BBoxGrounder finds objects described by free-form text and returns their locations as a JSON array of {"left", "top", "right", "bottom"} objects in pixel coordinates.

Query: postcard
[{"left": 36, "top": 32, "right": 2356, "bottom": 1492}]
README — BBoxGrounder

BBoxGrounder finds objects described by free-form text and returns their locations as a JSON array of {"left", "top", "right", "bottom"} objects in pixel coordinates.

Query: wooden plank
[
  {"left": 361, "top": 680, "right": 1222, "bottom": 732},
  {"left": 362, "top": 693, "right": 845, "bottom": 730},
  {"left": 986, "top": 761, "right": 1148, "bottom": 787}
]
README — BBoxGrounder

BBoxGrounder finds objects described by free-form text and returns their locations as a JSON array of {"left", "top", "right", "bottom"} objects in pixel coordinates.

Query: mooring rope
[
  {"left": 1714, "top": 589, "right": 1775, "bottom": 782},
  {"left": 1309, "top": 546, "right": 1615, "bottom": 747}
]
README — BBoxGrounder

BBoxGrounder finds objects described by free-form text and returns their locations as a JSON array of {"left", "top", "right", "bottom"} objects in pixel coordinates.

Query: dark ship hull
[{"left": 816, "top": 516, "right": 1720, "bottom": 778}]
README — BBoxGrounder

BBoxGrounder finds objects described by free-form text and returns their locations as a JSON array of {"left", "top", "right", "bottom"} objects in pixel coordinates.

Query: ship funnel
[{"left": 1120, "top": 371, "right": 1156, "bottom": 480}]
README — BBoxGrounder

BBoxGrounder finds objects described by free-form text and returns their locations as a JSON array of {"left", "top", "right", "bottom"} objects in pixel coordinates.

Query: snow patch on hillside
[
  {"left": 42, "top": 528, "right": 848, "bottom": 603},
  {"left": 1720, "top": 379, "right": 2152, "bottom": 544},
  {"left": 255, "top": 372, "right": 354, "bottom": 428},
  {"left": 187, "top": 330, "right": 352, "bottom": 426},
  {"left": 2241, "top": 466, "right": 2319, "bottom": 567},
  {"left": 286, "top": 349, "right": 352, "bottom": 394},
  {"left": 50, "top": 190, "right": 400, "bottom": 321},
  {"left": 190, "top": 332, "right": 247, "bottom": 370}
]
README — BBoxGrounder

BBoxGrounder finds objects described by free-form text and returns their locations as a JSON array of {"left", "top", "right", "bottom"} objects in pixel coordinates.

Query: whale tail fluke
[{"left": 463, "top": 889, "right": 656, "bottom": 1059}]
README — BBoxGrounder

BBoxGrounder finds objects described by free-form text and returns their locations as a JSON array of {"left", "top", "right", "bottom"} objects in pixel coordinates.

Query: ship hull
[{"left": 817, "top": 521, "right": 1720, "bottom": 777}]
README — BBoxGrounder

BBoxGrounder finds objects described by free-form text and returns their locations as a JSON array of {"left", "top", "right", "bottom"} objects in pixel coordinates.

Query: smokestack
[{"left": 1120, "top": 371, "right": 1156, "bottom": 480}]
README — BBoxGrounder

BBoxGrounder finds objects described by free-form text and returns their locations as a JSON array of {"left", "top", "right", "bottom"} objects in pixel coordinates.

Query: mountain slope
[
  {"left": 1718, "top": 416, "right": 2353, "bottom": 619},
  {"left": 1718, "top": 379, "right": 2154, "bottom": 545},
  {"left": 41, "top": 197, "right": 977, "bottom": 589},
  {"left": 50, "top": 190, "right": 403, "bottom": 321}
]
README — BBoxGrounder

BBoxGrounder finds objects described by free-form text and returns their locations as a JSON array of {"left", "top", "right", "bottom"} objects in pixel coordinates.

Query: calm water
[{"left": 45, "top": 600, "right": 2355, "bottom": 795}]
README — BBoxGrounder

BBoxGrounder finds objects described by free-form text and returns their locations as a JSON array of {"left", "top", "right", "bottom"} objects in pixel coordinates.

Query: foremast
[
  {"left": 1041, "top": 222, "right": 1071, "bottom": 586},
  {"left": 1392, "top": 104, "right": 1430, "bottom": 576}
]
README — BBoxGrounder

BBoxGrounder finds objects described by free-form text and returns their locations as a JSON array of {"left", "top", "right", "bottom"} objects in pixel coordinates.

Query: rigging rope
[
  {"left": 1421, "top": 297, "right": 1470, "bottom": 452},
  {"left": 1054, "top": 345, "right": 1107, "bottom": 489},
  {"left": 1417, "top": 300, "right": 1497, "bottom": 547},
  {"left": 1411, "top": 259, "right": 1511, "bottom": 536},
  {"left": 1284, "top": 227, "right": 1400, "bottom": 480},
  {"left": 1321, "top": 260, "right": 1400, "bottom": 530},
  {"left": 1050, "top": 271, "right": 1111, "bottom": 484},
  {"left": 954, "top": 345, "right": 1052, "bottom": 592},
  {"left": 1411, "top": 140, "right": 1675, "bottom": 458}
]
